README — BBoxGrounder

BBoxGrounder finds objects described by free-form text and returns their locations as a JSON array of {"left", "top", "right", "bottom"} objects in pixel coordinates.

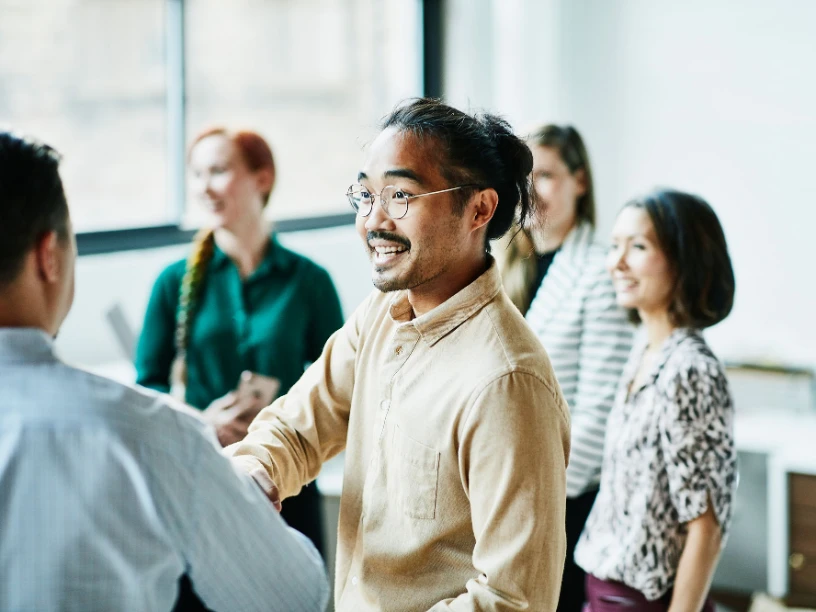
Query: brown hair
[
  {"left": 528, "top": 124, "right": 596, "bottom": 227},
  {"left": 170, "top": 127, "right": 276, "bottom": 400},
  {"left": 623, "top": 188, "right": 735, "bottom": 328}
]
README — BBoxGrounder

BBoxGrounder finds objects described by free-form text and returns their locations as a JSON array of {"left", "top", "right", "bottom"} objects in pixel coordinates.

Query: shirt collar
[
  {"left": 388, "top": 257, "right": 503, "bottom": 347},
  {"left": 0, "top": 327, "right": 57, "bottom": 363},
  {"left": 210, "top": 233, "right": 295, "bottom": 276}
]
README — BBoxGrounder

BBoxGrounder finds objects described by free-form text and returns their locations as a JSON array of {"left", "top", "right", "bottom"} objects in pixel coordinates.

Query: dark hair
[
  {"left": 381, "top": 98, "right": 534, "bottom": 252},
  {"left": 528, "top": 124, "right": 595, "bottom": 226},
  {"left": 0, "top": 131, "right": 69, "bottom": 286},
  {"left": 624, "top": 189, "right": 735, "bottom": 328}
]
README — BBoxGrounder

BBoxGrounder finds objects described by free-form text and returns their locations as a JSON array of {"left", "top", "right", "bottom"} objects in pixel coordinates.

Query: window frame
[{"left": 76, "top": 0, "right": 442, "bottom": 256}]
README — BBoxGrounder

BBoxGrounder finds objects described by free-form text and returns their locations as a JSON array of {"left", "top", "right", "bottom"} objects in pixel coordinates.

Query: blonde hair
[
  {"left": 170, "top": 229, "right": 216, "bottom": 401},
  {"left": 494, "top": 228, "right": 537, "bottom": 315}
]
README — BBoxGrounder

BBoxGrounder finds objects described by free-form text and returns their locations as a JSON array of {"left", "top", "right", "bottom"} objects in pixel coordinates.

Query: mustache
[{"left": 367, "top": 231, "right": 411, "bottom": 249}]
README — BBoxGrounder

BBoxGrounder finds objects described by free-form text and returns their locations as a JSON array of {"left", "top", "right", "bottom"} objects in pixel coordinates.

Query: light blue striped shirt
[{"left": 0, "top": 328, "right": 329, "bottom": 612}]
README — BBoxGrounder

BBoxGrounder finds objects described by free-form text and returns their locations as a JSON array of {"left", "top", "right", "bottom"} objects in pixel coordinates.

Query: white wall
[
  {"left": 444, "top": 0, "right": 816, "bottom": 371},
  {"left": 56, "top": 225, "right": 371, "bottom": 367}
]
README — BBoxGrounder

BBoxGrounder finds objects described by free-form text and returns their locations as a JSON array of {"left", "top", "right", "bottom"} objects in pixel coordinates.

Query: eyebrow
[
  {"left": 357, "top": 168, "right": 425, "bottom": 185},
  {"left": 612, "top": 232, "right": 649, "bottom": 241}
]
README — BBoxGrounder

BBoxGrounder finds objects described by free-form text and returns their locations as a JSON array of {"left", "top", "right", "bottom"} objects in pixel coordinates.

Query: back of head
[
  {"left": 381, "top": 98, "right": 535, "bottom": 251},
  {"left": 626, "top": 188, "right": 735, "bottom": 328},
  {"left": 0, "top": 131, "right": 69, "bottom": 287},
  {"left": 528, "top": 123, "right": 596, "bottom": 226}
]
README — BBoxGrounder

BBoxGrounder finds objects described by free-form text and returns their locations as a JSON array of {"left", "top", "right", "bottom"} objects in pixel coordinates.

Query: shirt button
[
  {"left": 380, "top": 400, "right": 389, "bottom": 411},
  {"left": 351, "top": 576, "right": 358, "bottom": 586},
  {"left": 394, "top": 346, "right": 403, "bottom": 355}
]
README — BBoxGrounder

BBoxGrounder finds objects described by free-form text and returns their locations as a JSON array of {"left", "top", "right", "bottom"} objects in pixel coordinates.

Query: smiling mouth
[
  {"left": 614, "top": 279, "right": 638, "bottom": 291},
  {"left": 371, "top": 244, "right": 409, "bottom": 265}
]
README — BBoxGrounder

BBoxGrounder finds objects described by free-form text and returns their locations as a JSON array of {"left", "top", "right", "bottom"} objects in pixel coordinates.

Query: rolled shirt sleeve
[{"left": 658, "top": 361, "right": 737, "bottom": 531}]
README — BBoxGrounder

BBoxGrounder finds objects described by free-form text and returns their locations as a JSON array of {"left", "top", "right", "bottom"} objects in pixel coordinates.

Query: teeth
[{"left": 374, "top": 246, "right": 406, "bottom": 254}]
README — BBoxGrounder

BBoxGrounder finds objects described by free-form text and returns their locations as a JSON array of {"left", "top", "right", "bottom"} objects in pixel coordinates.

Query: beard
[{"left": 371, "top": 255, "right": 445, "bottom": 294}]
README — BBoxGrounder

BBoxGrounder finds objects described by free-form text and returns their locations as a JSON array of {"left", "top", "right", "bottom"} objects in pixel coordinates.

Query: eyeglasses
[{"left": 346, "top": 183, "right": 478, "bottom": 220}]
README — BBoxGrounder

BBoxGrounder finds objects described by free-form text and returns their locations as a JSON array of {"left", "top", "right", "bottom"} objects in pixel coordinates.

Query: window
[
  {"left": 185, "top": 0, "right": 423, "bottom": 223},
  {"left": 0, "top": 0, "right": 423, "bottom": 235},
  {"left": 0, "top": 0, "right": 169, "bottom": 232}
]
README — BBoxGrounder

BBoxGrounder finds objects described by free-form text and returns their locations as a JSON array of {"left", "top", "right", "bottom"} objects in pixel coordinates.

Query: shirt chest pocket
[{"left": 389, "top": 425, "right": 441, "bottom": 520}]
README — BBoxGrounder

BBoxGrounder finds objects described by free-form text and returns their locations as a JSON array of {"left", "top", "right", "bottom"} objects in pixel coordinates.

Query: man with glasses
[{"left": 228, "top": 98, "right": 570, "bottom": 611}]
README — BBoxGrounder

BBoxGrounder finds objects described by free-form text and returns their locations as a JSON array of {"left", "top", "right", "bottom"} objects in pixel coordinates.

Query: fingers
[
  {"left": 248, "top": 465, "right": 283, "bottom": 512},
  {"left": 203, "top": 391, "right": 237, "bottom": 414}
]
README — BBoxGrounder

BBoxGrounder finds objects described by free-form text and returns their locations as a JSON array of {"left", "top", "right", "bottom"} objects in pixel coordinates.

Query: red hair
[{"left": 189, "top": 127, "right": 276, "bottom": 205}]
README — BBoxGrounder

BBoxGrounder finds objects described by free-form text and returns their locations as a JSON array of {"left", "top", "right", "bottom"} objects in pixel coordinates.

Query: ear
[
  {"left": 256, "top": 168, "right": 275, "bottom": 198},
  {"left": 470, "top": 188, "right": 499, "bottom": 233},
  {"left": 35, "top": 231, "right": 61, "bottom": 284},
  {"left": 573, "top": 167, "right": 587, "bottom": 198}
]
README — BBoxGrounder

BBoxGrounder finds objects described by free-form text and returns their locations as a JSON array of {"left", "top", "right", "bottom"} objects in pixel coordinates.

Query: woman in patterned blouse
[{"left": 574, "top": 189, "right": 737, "bottom": 610}]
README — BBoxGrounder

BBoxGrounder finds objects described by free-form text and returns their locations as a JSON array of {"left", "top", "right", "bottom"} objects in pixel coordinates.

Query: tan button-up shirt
[{"left": 228, "top": 260, "right": 570, "bottom": 611}]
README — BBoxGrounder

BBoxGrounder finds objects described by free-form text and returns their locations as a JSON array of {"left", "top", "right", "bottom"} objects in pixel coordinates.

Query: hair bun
[{"left": 482, "top": 115, "right": 533, "bottom": 179}]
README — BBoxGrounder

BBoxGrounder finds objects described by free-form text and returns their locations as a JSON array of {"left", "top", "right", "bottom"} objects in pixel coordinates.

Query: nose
[
  {"left": 607, "top": 245, "right": 627, "bottom": 273},
  {"left": 364, "top": 195, "right": 394, "bottom": 232},
  {"left": 189, "top": 173, "right": 210, "bottom": 198},
  {"left": 613, "top": 247, "right": 629, "bottom": 270},
  {"left": 203, "top": 175, "right": 217, "bottom": 197}
]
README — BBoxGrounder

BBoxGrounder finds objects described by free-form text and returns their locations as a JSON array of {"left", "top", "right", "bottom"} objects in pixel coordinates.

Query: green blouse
[{"left": 135, "top": 235, "right": 344, "bottom": 410}]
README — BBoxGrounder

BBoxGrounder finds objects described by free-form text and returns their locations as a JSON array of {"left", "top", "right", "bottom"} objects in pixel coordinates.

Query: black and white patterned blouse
[{"left": 574, "top": 328, "right": 737, "bottom": 600}]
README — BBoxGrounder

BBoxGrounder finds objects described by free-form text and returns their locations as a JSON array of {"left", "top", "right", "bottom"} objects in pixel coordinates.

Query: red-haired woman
[{"left": 135, "top": 127, "right": 344, "bottom": 556}]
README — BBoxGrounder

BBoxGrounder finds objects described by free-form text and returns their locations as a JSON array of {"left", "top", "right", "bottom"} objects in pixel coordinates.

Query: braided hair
[{"left": 169, "top": 228, "right": 216, "bottom": 400}]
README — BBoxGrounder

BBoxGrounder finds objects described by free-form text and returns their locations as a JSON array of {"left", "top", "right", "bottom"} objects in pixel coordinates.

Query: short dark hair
[
  {"left": 0, "top": 132, "right": 69, "bottom": 286},
  {"left": 381, "top": 98, "right": 535, "bottom": 252},
  {"left": 528, "top": 124, "right": 596, "bottom": 226},
  {"left": 625, "top": 189, "right": 735, "bottom": 328}
]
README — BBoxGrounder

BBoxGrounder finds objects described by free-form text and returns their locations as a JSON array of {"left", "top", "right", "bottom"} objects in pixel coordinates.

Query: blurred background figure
[
  {"left": 134, "top": 127, "right": 344, "bottom": 556},
  {"left": 496, "top": 124, "right": 633, "bottom": 610},
  {"left": 575, "top": 189, "right": 737, "bottom": 610}
]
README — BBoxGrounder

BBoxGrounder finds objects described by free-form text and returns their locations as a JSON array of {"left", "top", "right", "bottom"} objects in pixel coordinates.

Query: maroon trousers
[{"left": 584, "top": 574, "right": 715, "bottom": 612}]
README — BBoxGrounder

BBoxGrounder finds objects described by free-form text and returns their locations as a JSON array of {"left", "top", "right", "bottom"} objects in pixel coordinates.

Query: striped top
[{"left": 525, "top": 223, "right": 634, "bottom": 498}]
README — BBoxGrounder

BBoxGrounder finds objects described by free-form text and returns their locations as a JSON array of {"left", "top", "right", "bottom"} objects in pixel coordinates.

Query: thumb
[{"left": 248, "top": 465, "right": 282, "bottom": 512}]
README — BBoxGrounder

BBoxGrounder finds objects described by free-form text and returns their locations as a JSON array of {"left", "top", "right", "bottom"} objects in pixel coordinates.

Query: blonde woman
[
  {"left": 496, "top": 125, "right": 634, "bottom": 611},
  {"left": 135, "top": 127, "right": 343, "bottom": 557}
]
